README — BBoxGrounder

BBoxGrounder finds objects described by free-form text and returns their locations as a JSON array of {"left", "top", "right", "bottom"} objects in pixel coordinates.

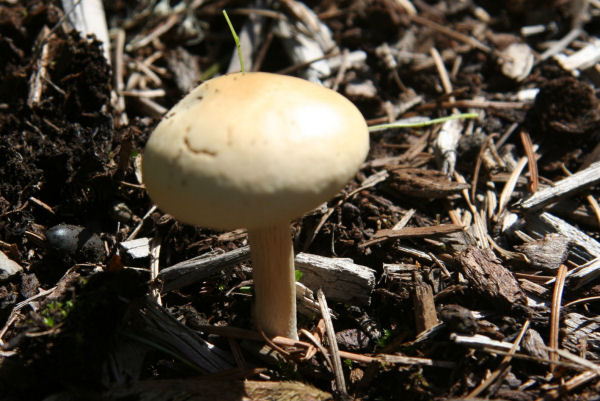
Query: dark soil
[{"left": 1, "top": 1, "right": 600, "bottom": 400}]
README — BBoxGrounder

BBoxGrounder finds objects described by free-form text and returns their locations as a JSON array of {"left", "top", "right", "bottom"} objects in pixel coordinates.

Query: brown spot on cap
[{"left": 184, "top": 137, "right": 217, "bottom": 157}]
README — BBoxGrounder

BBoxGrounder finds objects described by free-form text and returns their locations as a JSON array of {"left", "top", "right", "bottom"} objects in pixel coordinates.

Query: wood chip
[
  {"left": 434, "top": 119, "right": 463, "bottom": 175},
  {"left": 499, "top": 42, "right": 534, "bottom": 81},
  {"left": 412, "top": 271, "right": 438, "bottom": 334},
  {"left": 522, "top": 212, "right": 600, "bottom": 262},
  {"left": 0, "top": 250, "right": 23, "bottom": 280},
  {"left": 458, "top": 246, "right": 526, "bottom": 309},
  {"left": 119, "top": 237, "right": 151, "bottom": 260},
  {"left": 522, "top": 328, "right": 549, "bottom": 360},
  {"left": 515, "top": 234, "right": 570, "bottom": 271},
  {"left": 62, "top": 0, "right": 111, "bottom": 63},
  {"left": 295, "top": 253, "right": 375, "bottom": 306},
  {"left": 516, "top": 161, "right": 600, "bottom": 211}
]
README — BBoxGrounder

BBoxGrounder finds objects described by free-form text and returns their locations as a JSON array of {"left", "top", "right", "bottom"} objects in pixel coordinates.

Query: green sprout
[
  {"left": 376, "top": 329, "right": 392, "bottom": 349},
  {"left": 41, "top": 300, "right": 75, "bottom": 327},
  {"left": 222, "top": 10, "right": 245, "bottom": 73},
  {"left": 368, "top": 112, "right": 478, "bottom": 132}
]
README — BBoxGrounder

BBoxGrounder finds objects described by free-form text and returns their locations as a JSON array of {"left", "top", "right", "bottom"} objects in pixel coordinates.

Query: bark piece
[
  {"left": 0, "top": 250, "right": 23, "bottom": 280},
  {"left": 387, "top": 167, "right": 470, "bottom": 198},
  {"left": 158, "top": 246, "right": 251, "bottom": 293},
  {"left": 522, "top": 212, "right": 600, "bottom": 263},
  {"left": 336, "top": 328, "right": 371, "bottom": 352},
  {"left": 273, "top": 0, "right": 334, "bottom": 82},
  {"left": 434, "top": 119, "right": 463, "bottom": 175},
  {"left": 123, "top": 296, "right": 234, "bottom": 373},
  {"left": 518, "top": 279, "right": 549, "bottom": 298},
  {"left": 522, "top": 328, "right": 549, "bottom": 360},
  {"left": 562, "top": 312, "right": 600, "bottom": 360},
  {"left": 515, "top": 233, "right": 570, "bottom": 270},
  {"left": 167, "top": 47, "right": 202, "bottom": 94},
  {"left": 569, "top": 257, "right": 600, "bottom": 289},
  {"left": 413, "top": 272, "right": 438, "bottom": 333},
  {"left": 119, "top": 237, "right": 151, "bottom": 260},
  {"left": 62, "top": 0, "right": 111, "bottom": 63},
  {"left": 458, "top": 247, "right": 526, "bottom": 309}
]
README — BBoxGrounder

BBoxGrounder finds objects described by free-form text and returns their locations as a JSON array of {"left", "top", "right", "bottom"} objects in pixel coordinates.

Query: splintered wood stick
[
  {"left": 149, "top": 237, "right": 162, "bottom": 306},
  {"left": 317, "top": 289, "right": 347, "bottom": 395},
  {"left": 517, "top": 161, "right": 600, "bottom": 211},
  {"left": 28, "top": 27, "right": 51, "bottom": 107},
  {"left": 156, "top": 247, "right": 375, "bottom": 305},
  {"left": 359, "top": 223, "right": 464, "bottom": 248}
]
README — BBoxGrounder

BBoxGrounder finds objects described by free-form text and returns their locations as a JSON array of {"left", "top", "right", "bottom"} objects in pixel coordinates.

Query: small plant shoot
[
  {"left": 368, "top": 112, "right": 478, "bottom": 132},
  {"left": 222, "top": 10, "right": 245, "bottom": 73}
]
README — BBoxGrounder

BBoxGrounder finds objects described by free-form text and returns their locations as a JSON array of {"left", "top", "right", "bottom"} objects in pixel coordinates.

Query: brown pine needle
[
  {"left": 520, "top": 130, "right": 539, "bottom": 193},
  {"left": 549, "top": 264, "right": 568, "bottom": 372}
]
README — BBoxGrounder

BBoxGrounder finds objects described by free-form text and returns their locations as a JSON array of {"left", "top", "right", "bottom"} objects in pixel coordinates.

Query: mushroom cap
[{"left": 142, "top": 72, "right": 369, "bottom": 230}]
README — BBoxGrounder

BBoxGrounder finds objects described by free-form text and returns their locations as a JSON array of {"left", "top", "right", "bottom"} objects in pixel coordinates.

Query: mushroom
[{"left": 142, "top": 72, "right": 369, "bottom": 339}]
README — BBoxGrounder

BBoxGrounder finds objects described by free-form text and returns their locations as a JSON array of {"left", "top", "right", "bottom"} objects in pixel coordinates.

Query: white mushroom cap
[{"left": 143, "top": 72, "right": 369, "bottom": 230}]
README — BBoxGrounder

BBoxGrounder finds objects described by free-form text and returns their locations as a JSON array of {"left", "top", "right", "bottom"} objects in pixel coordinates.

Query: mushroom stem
[{"left": 248, "top": 222, "right": 298, "bottom": 339}]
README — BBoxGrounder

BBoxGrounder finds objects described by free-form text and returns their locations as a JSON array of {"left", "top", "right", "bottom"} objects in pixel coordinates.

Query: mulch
[{"left": 1, "top": 1, "right": 600, "bottom": 400}]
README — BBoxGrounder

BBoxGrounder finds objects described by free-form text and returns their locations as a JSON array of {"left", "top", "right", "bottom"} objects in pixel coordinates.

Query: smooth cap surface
[{"left": 143, "top": 72, "right": 369, "bottom": 230}]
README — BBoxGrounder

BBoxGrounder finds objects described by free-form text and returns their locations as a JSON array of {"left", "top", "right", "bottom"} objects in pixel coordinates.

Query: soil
[{"left": 1, "top": 1, "right": 600, "bottom": 400}]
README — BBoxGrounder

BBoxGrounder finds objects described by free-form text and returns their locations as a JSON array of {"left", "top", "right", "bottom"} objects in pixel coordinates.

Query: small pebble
[
  {"left": 46, "top": 224, "right": 104, "bottom": 262},
  {"left": 439, "top": 304, "right": 479, "bottom": 334}
]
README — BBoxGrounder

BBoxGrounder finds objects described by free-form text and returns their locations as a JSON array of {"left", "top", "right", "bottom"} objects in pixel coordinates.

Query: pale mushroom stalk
[{"left": 248, "top": 223, "right": 297, "bottom": 339}]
